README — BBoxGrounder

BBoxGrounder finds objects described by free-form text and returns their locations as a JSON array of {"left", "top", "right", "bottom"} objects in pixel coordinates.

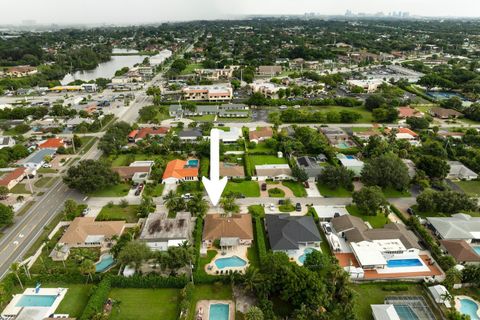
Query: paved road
[{"left": 0, "top": 141, "right": 102, "bottom": 278}]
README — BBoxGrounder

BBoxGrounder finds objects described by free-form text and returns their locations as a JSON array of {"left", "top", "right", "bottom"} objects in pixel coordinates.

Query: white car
[
  {"left": 269, "top": 203, "right": 276, "bottom": 211},
  {"left": 42, "top": 163, "right": 52, "bottom": 168},
  {"left": 181, "top": 193, "right": 192, "bottom": 200}
]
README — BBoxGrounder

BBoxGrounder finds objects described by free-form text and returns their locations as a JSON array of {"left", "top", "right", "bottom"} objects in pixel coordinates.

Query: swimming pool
[
  {"left": 214, "top": 256, "right": 247, "bottom": 269},
  {"left": 393, "top": 305, "right": 419, "bottom": 320},
  {"left": 16, "top": 295, "right": 57, "bottom": 307},
  {"left": 187, "top": 159, "right": 199, "bottom": 167},
  {"left": 336, "top": 142, "right": 352, "bottom": 149},
  {"left": 459, "top": 298, "right": 480, "bottom": 320},
  {"left": 345, "top": 155, "right": 356, "bottom": 160},
  {"left": 95, "top": 254, "right": 115, "bottom": 272},
  {"left": 298, "top": 248, "right": 317, "bottom": 264},
  {"left": 473, "top": 246, "right": 480, "bottom": 256},
  {"left": 387, "top": 258, "right": 423, "bottom": 268},
  {"left": 209, "top": 303, "right": 229, "bottom": 320}
]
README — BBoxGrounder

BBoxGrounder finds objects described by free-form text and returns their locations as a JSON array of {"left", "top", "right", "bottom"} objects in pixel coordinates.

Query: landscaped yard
[
  {"left": 10, "top": 183, "right": 32, "bottom": 194},
  {"left": 110, "top": 288, "right": 180, "bottom": 320},
  {"left": 248, "top": 142, "right": 275, "bottom": 154},
  {"left": 188, "top": 284, "right": 233, "bottom": 320},
  {"left": 317, "top": 183, "right": 352, "bottom": 197},
  {"left": 34, "top": 177, "right": 55, "bottom": 188},
  {"left": 89, "top": 183, "right": 131, "bottom": 197},
  {"left": 347, "top": 205, "right": 389, "bottom": 228},
  {"left": 37, "top": 168, "right": 57, "bottom": 174},
  {"left": 313, "top": 106, "right": 374, "bottom": 123},
  {"left": 109, "top": 154, "right": 163, "bottom": 167},
  {"left": 56, "top": 284, "right": 93, "bottom": 318},
  {"left": 97, "top": 204, "right": 140, "bottom": 223},
  {"left": 352, "top": 283, "right": 440, "bottom": 320},
  {"left": 382, "top": 187, "right": 411, "bottom": 198},
  {"left": 223, "top": 181, "right": 260, "bottom": 197},
  {"left": 181, "top": 63, "right": 203, "bottom": 75},
  {"left": 282, "top": 181, "right": 307, "bottom": 197},
  {"left": 455, "top": 180, "right": 480, "bottom": 196},
  {"left": 187, "top": 114, "right": 216, "bottom": 122},
  {"left": 144, "top": 183, "right": 164, "bottom": 197},
  {"left": 196, "top": 249, "right": 216, "bottom": 278},
  {"left": 268, "top": 187, "right": 285, "bottom": 197},
  {"left": 249, "top": 155, "right": 288, "bottom": 166}
]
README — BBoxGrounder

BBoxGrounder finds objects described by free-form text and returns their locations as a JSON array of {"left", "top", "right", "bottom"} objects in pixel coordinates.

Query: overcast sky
[{"left": 4, "top": 0, "right": 480, "bottom": 25}]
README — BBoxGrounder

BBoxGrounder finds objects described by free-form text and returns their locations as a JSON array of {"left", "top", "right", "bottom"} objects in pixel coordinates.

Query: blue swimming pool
[
  {"left": 387, "top": 259, "right": 423, "bottom": 268},
  {"left": 459, "top": 298, "right": 480, "bottom": 320},
  {"left": 16, "top": 295, "right": 56, "bottom": 307},
  {"left": 187, "top": 159, "right": 199, "bottom": 167},
  {"left": 214, "top": 256, "right": 247, "bottom": 269},
  {"left": 394, "top": 305, "right": 419, "bottom": 320},
  {"left": 345, "top": 155, "right": 356, "bottom": 159},
  {"left": 298, "top": 248, "right": 317, "bottom": 264},
  {"left": 336, "top": 142, "right": 352, "bottom": 149},
  {"left": 473, "top": 246, "right": 480, "bottom": 256},
  {"left": 95, "top": 254, "right": 115, "bottom": 272},
  {"left": 209, "top": 303, "right": 229, "bottom": 320}
]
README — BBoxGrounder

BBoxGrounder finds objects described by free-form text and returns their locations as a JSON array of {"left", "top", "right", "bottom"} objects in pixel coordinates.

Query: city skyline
[{"left": 2, "top": 0, "right": 480, "bottom": 25}]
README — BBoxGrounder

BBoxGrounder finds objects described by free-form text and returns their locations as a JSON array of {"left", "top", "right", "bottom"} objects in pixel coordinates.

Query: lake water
[{"left": 61, "top": 54, "right": 146, "bottom": 85}]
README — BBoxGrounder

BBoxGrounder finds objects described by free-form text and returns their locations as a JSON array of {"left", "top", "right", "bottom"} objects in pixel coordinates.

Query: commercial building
[{"left": 182, "top": 85, "right": 233, "bottom": 102}]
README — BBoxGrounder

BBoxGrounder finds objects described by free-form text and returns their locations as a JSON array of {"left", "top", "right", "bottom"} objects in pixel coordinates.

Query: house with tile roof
[
  {"left": 255, "top": 164, "right": 293, "bottom": 181},
  {"left": 430, "top": 107, "right": 463, "bottom": 119},
  {"left": 58, "top": 217, "right": 125, "bottom": 248},
  {"left": 202, "top": 213, "right": 253, "bottom": 249},
  {"left": 38, "top": 138, "right": 66, "bottom": 150},
  {"left": 440, "top": 240, "right": 480, "bottom": 265},
  {"left": 0, "top": 167, "right": 26, "bottom": 190},
  {"left": 427, "top": 214, "right": 480, "bottom": 242},
  {"left": 249, "top": 127, "right": 273, "bottom": 143},
  {"left": 128, "top": 127, "right": 169, "bottom": 142},
  {"left": 220, "top": 162, "right": 245, "bottom": 179},
  {"left": 447, "top": 161, "right": 478, "bottom": 181},
  {"left": 162, "top": 159, "right": 199, "bottom": 184},
  {"left": 397, "top": 106, "right": 423, "bottom": 119}
]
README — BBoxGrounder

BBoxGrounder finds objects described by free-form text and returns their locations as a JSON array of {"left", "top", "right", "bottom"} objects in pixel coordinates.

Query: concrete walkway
[{"left": 306, "top": 183, "right": 322, "bottom": 197}]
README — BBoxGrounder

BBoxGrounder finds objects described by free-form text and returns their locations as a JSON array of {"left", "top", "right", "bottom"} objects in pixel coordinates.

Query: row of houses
[{"left": 169, "top": 103, "right": 249, "bottom": 118}]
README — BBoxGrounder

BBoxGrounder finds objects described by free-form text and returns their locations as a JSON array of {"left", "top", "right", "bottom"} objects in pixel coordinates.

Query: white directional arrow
[{"left": 202, "top": 128, "right": 228, "bottom": 206}]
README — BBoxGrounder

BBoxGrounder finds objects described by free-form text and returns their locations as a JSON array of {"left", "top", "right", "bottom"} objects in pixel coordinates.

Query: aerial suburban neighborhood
[{"left": 2, "top": 2, "right": 480, "bottom": 320}]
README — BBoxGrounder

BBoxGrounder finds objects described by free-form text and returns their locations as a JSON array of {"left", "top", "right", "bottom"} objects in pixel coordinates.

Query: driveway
[
  {"left": 306, "top": 183, "right": 322, "bottom": 197},
  {"left": 162, "top": 183, "right": 177, "bottom": 197},
  {"left": 258, "top": 182, "right": 294, "bottom": 198}
]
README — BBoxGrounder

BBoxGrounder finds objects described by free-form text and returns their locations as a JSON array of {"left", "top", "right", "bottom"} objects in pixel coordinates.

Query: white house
[{"left": 255, "top": 164, "right": 293, "bottom": 181}]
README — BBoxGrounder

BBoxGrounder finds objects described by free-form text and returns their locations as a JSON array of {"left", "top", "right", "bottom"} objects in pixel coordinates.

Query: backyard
[
  {"left": 109, "top": 288, "right": 180, "bottom": 320},
  {"left": 223, "top": 180, "right": 260, "bottom": 197},
  {"left": 455, "top": 180, "right": 480, "bottom": 196},
  {"left": 248, "top": 155, "right": 288, "bottom": 167},
  {"left": 56, "top": 284, "right": 93, "bottom": 318},
  {"left": 188, "top": 284, "right": 233, "bottom": 320},
  {"left": 347, "top": 205, "right": 389, "bottom": 228},
  {"left": 97, "top": 204, "right": 140, "bottom": 223}
]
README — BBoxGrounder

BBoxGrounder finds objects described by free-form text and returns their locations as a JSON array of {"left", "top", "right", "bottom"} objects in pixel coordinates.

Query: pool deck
[
  {"left": 205, "top": 246, "right": 249, "bottom": 275},
  {"left": 288, "top": 245, "right": 321, "bottom": 266},
  {"left": 336, "top": 253, "right": 443, "bottom": 280},
  {"left": 195, "top": 300, "right": 235, "bottom": 320},
  {"left": 95, "top": 253, "right": 116, "bottom": 273},
  {"left": 455, "top": 296, "right": 480, "bottom": 319},
  {"left": 1, "top": 287, "right": 67, "bottom": 320}
]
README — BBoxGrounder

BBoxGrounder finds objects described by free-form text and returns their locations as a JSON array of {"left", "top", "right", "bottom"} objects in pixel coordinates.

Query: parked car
[
  {"left": 323, "top": 223, "right": 332, "bottom": 235},
  {"left": 278, "top": 199, "right": 285, "bottom": 205},
  {"left": 295, "top": 203, "right": 302, "bottom": 212},
  {"left": 304, "top": 181, "right": 310, "bottom": 188},
  {"left": 181, "top": 193, "right": 192, "bottom": 200},
  {"left": 135, "top": 184, "right": 144, "bottom": 196},
  {"left": 81, "top": 208, "right": 91, "bottom": 216},
  {"left": 269, "top": 203, "right": 276, "bottom": 211},
  {"left": 261, "top": 183, "right": 267, "bottom": 191},
  {"left": 407, "top": 207, "right": 415, "bottom": 215},
  {"left": 42, "top": 163, "right": 52, "bottom": 168},
  {"left": 217, "top": 123, "right": 225, "bottom": 127}
]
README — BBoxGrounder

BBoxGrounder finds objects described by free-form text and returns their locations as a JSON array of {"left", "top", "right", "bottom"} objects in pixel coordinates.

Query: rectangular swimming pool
[
  {"left": 16, "top": 295, "right": 57, "bottom": 307},
  {"left": 209, "top": 303, "right": 229, "bottom": 320},
  {"left": 187, "top": 159, "right": 199, "bottom": 167},
  {"left": 387, "top": 259, "right": 423, "bottom": 268},
  {"left": 473, "top": 246, "right": 480, "bottom": 256}
]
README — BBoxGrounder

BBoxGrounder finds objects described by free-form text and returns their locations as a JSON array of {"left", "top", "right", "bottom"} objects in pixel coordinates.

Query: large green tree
[
  {"left": 63, "top": 160, "right": 120, "bottom": 194},
  {"left": 318, "top": 166, "right": 354, "bottom": 190},
  {"left": 361, "top": 153, "right": 410, "bottom": 191},
  {"left": 352, "top": 186, "right": 387, "bottom": 216},
  {"left": 416, "top": 155, "right": 450, "bottom": 180},
  {"left": 0, "top": 203, "right": 14, "bottom": 227}
]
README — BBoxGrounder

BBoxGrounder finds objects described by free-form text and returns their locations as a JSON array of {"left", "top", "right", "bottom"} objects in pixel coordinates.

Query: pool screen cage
[{"left": 385, "top": 296, "right": 436, "bottom": 320}]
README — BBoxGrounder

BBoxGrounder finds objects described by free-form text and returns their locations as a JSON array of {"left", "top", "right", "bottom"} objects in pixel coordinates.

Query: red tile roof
[
  {"left": 39, "top": 138, "right": 64, "bottom": 149},
  {"left": 398, "top": 106, "right": 421, "bottom": 118},
  {"left": 162, "top": 159, "right": 198, "bottom": 180},
  {"left": 136, "top": 127, "right": 169, "bottom": 140},
  {"left": 0, "top": 167, "right": 26, "bottom": 186}
]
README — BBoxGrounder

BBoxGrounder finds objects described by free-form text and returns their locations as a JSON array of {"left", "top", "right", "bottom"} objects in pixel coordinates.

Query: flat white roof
[
  {"left": 351, "top": 241, "right": 387, "bottom": 267},
  {"left": 255, "top": 164, "right": 290, "bottom": 170},
  {"left": 313, "top": 205, "right": 348, "bottom": 218},
  {"left": 371, "top": 304, "right": 401, "bottom": 320},
  {"left": 372, "top": 239, "right": 406, "bottom": 252}
]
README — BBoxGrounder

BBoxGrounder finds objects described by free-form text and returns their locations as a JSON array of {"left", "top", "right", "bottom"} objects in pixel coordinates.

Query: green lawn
[
  {"left": 353, "top": 283, "right": 434, "bottom": 320},
  {"left": 455, "top": 180, "right": 480, "bottom": 196},
  {"left": 144, "top": 183, "right": 164, "bottom": 197},
  {"left": 268, "top": 187, "right": 285, "bottom": 198},
  {"left": 10, "top": 183, "right": 32, "bottom": 194},
  {"left": 177, "top": 181, "right": 204, "bottom": 194},
  {"left": 34, "top": 177, "right": 54, "bottom": 188},
  {"left": 248, "top": 142, "right": 275, "bottom": 154},
  {"left": 56, "top": 284, "right": 93, "bottom": 318},
  {"left": 347, "top": 205, "right": 389, "bottom": 229},
  {"left": 317, "top": 183, "right": 352, "bottom": 197},
  {"left": 37, "top": 168, "right": 57, "bottom": 174},
  {"left": 279, "top": 204, "right": 295, "bottom": 212},
  {"left": 314, "top": 106, "right": 373, "bottom": 123},
  {"left": 97, "top": 204, "right": 140, "bottom": 223},
  {"left": 89, "top": 183, "right": 131, "bottom": 197},
  {"left": 188, "top": 284, "right": 233, "bottom": 320},
  {"left": 110, "top": 288, "right": 180, "bottom": 320},
  {"left": 282, "top": 181, "right": 307, "bottom": 197},
  {"left": 188, "top": 114, "right": 216, "bottom": 122},
  {"left": 382, "top": 187, "right": 411, "bottom": 198},
  {"left": 247, "top": 243, "right": 260, "bottom": 269},
  {"left": 109, "top": 154, "right": 162, "bottom": 167},
  {"left": 249, "top": 155, "right": 288, "bottom": 166},
  {"left": 196, "top": 249, "right": 216, "bottom": 278},
  {"left": 181, "top": 63, "right": 203, "bottom": 75},
  {"left": 223, "top": 181, "right": 260, "bottom": 197}
]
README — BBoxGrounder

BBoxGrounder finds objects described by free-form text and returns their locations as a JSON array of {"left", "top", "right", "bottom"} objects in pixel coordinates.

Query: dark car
[
  {"left": 278, "top": 199, "right": 285, "bottom": 205},
  {"left": 218, "top": 123, "right": 225, "bottom": 127},
  {"left": 304, "top": 181, "right": 310, "bottom": 188},
  {"left": 261, "top": 183, "right": 267, "bottom": 191},
  {"left": 295, "top": 203, "right": 302, "bottom": 212},
  {"left": 407, "top": 207, "right": 415, "bottom": 215},
  {"left": 323, "top": 224, "right": 332, "bottom": 235}
]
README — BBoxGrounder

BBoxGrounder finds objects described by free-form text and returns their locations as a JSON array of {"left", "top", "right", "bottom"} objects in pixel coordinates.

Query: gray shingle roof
[
  {"left": 265, "top": 214, "right": 321, "bottom": 251},
  {"left": 428, "top": 214, "right": 480, "bottom": 240}
]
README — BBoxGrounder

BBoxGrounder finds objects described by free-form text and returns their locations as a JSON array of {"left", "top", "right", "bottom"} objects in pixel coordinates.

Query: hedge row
[
  {"left": 243, "top": 153, "right": 254, "bottom": 177},
  {"left": 178, "top": 283, "right": 195, "bottom": 320},
  {"left": 254, "top": 217, "right": 267, "bottom": 263},
  {"left": 110, "top": 275, "right": 188, "bottom": 288},
  {"left": 80, "top": 277, "right": 111, "bottom": 320}
]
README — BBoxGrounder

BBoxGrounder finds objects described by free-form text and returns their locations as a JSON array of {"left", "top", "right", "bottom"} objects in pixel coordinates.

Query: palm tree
[
  {"left": 79, "top": 259, "right": 95, "bottom": 283},
  {"left": 10, "top": 262, "right": 23, "bottom": 289},
  {"left": 243, "top": 267, "right": 262, "bottom": 293},
  {"left": 245, "top": 306, "right": 264, "bottom": 320},
  {"left": 163, "top": 190, "right": 180, "bottom": 212},
  {"left": 187, "top": 193, "right": 208, "bottom": 217},
  {"left": 54, "top": 244, "right": 67, "bottom": 269},
  {"left": 220, "top": 196, "right": 239, "bottom": 216}
]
